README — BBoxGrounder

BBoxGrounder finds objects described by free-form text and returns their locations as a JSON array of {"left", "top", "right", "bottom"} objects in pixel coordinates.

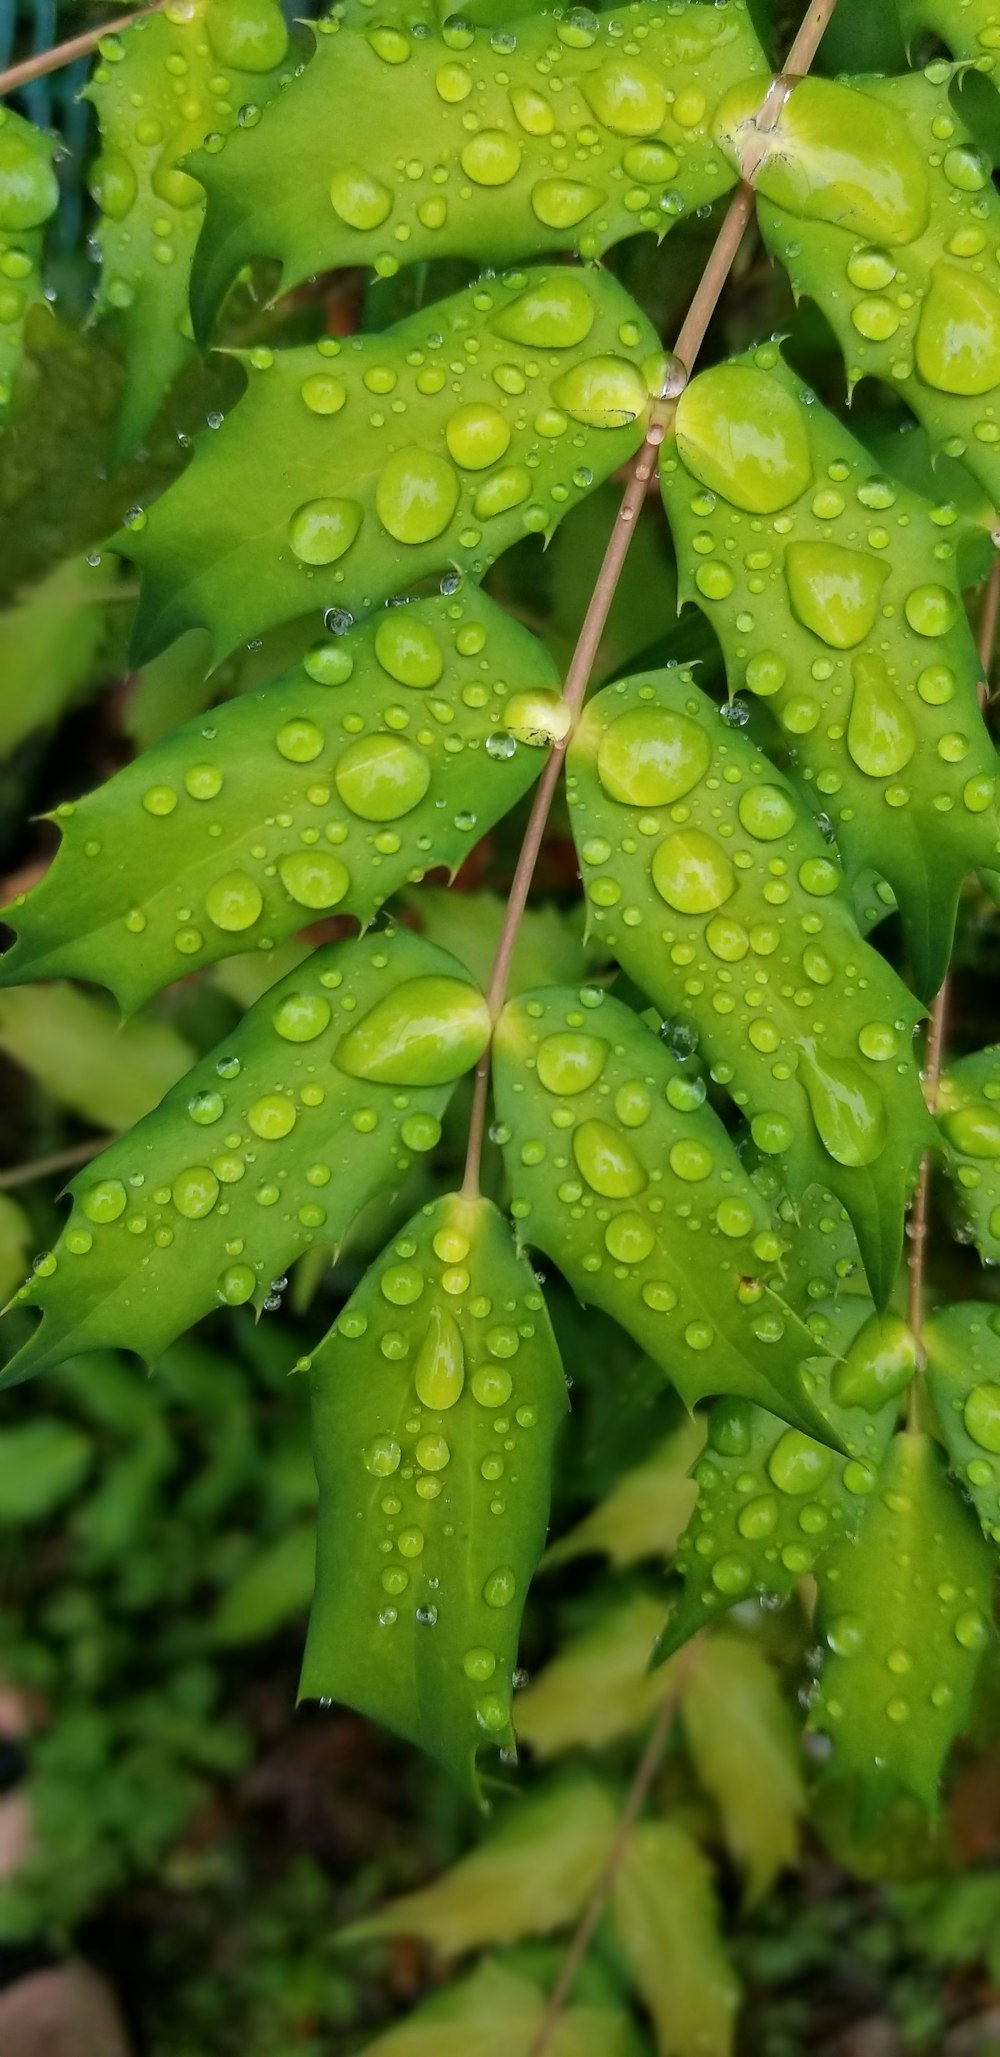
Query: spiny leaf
[
  {"left": 544, "top": 1416, "right": 703, "bottom": 1571},
  {"left": 515, "top": 1593, "right": 677, "bottom": 1758},
  {"left": 0, "top": 556, "right": 119, "bottom": 759},
  {"left": 0, "top": 108, "right": 59, "bottom": 424},
  {"left": 352, "top": 1960, "right": 639, "bottom": 2057},
  {"left": 937, "top": 1043, "right": 1000, "bottom": 1262},
  {"left": 120, "top": 266, "right": 661, "bottom": 667},
  {"left": 188, "top": 0, "right": 766, "bottom": 340},
  {"left": 721, "top": 65, "right": 1000, "bottom": 506},
  {"left": 0, "top": 982, "right": 193, "bottom": 1130},
  {"left": 494, "top": 983, "right": 847, "bottom": 1439},
  {"left": 681, "top": 1634, "right": 805, "bottom": 1903},
  {"left": 925, "top": 1300, "right": 1000, "bottom": 1545},
  {"left": 566, "top": 667, "right": 935, "bottom": 1305},
  {"left": 895, "top": 0, "right": 1000, "bottom": 60},
  {"left": 659, "top": 345, "right": 1000, "bottom": 998},
  {"left": 1, "top": 589, "right": 557, "bottom": 1010},
  {"left": 660, "top": 1301, "right": 908, "bottom": 1657},
  {"left": 342, "top": 1780, "right": 617, "bottom": 1951},
  {"left": 810, "top": 1430, "right": 995, "bottom": 1811},
  {"left": 610, "top": 1821, "right": 739, "bottom": 2057},
  {"left": 1, "top": 926, "right": 489, "bottom": 1386},
  {"left": 301, "top": 1192, "right": 567, "bottom": 1788},
  {"left": 86, "top": 0, "right": 298, "bottom": 456}
]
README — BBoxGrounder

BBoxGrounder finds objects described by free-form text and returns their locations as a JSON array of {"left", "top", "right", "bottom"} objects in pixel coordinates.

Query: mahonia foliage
[
  {"left": 0, "top": 107, "right": 59, "bottom": 421},
  {"left": 303, "top": 1193, "right": 566, "bottom": 1787},
  {"left": 87, "top": 0, "right": 298, "bottom": 458},
  {"left": 7, "top": 0, "right": 1000, "bottom": 1854},
  {"left": 187, "top": 0, "right": 767, "bottom": 339},
  {"left": 660, "top": 345, "right": 1000, "bottom": 998},
  {"left": 0, "top": 589, "right": 559, "bottom": 1010},
  {"left": 728, "top": 64, "right": 1000, "bottom": 506},
  {"left": 565, "top": 666, "right": 935, "bottom": 1306},
  {"left": 120, "top": 266, "right": 662, "bottom": 664}
]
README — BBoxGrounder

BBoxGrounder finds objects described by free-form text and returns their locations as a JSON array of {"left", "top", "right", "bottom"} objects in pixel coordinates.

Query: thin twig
[
  {"left": 0, "top": 4, "right": 160, "bottom": 97},
  {"left": 0, "top": 1136, "right": 110, "bottom": 1191},
  {"left": 461, "top": 0, "right": 842, "bottom": 1199},
  {"left": 525, "top": 1681, "right": 683, "bottom": 2057},
  {"left": 908, "top": 555, "right": 1000, "bottom": 1347}
]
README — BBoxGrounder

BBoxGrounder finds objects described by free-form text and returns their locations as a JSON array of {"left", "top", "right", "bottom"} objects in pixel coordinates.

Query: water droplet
[
  {"left": 413, "top": 1304, "right": 465, "bottom": 1410},
  {"left": 916, "top": 263, "right": 1000, "bottom": 396},
  {"left": 597, "top": 707, "right": 710, "bottom": 807},
  {"left": 847, "top": 654, "right": 916, "bottom": 777},
  {"left": 493, "top": 273, "right": 595, "bottom": 348},
  {"left": 460, "top": 130, "right": 522, "bottom": 185},
  {"left": 82, "top": 1178, "right": 127, "bottom": 1225},
  {"left": 483, "top": 1565, "right": 516, "bottom": 1608},
  {"left": 277, "top": 850, "right": 350, "bottom": 909},
  {"left": 504, "top": 690, "right": 571, "bottom": 747},
  {"left": 572, "top": 1118, "right": 646, "bottom": 1198},
  {"left": 375, "top": 447, "right": 459, "bottom": 544},
  {"left": 716, "top": 75, "right": 929, "bottom": 246},
  {"left": 964, "top": 1383, "right": 1000, "bottom": 1454},
  {"left": 604, "top": 1211, "right": 654, "bottom": 1263},
  {"left": 798, "top": 1042, "right": 887, "bottom": 1168},
  {"left": 329, "top": 164, "right": 393, "bottom": 229},
  {"left": 785, "top": 541, "right": 888, "bottom": 650},
  {"left": 830, "top": 1311, "right": 916, "bottom": 1410},
  {"left": 652, "top": 829, "right": 735, "bottom": 913},
  {"left": 247, "top": 1093, "right": 296, "bottom": 1140},
  {"left": 471, "top": 1365, "right": 513, "bottom": 1408},
  {"left": 530, "top": 178, "right": 603, "bottom": 230},
  {"left": 334, "top": 976, "right": 490, "bottom": 1084},
  {"left": 582, "top": 56, "right": 666, "bottom": 135},
  {"left": 445, "top": 402, "right": 510, "bottom": 470},
  {"left": 676, "top": 363, "right": 811, "bottom": 513},
  {"left": 172, "top": 1165, "right": 220, "bottom": 1219},
  {"left": 738, "top": 783, "right": 796, "bottom": 841},
  {"left": 335, "top": 733, "right": 430, "bottom": 820},
  {"left": 536, "top": 1031, "right": 607, "bottom": 1096},
  {"left": 768, "top": 1428, "right": 831, "bottom": 1495},
  {"left": 272, "top": 991, "right": 332, "bottom": 1043},
  {"left": 288, "top": 498, "right": 362, "bottom": 567},
  {"left": 550, "top": 356, "right": 648, "bottom": 429},
  {"left": 463, "top": 1646, "right": 496, "bottom": 1680}
]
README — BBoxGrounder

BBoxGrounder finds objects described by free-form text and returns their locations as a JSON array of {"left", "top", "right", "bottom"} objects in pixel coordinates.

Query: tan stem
[
  {"left": 0, "top": 1135, "right": 111, "bottom": 1191},
  {"left": 0, "top": 4, "right": 161, "bottom": 97},
  {"left": 908, "top": 555, "right": 1000, "bottom": 1349},
  {"left": 461, "top": 0, "right": 842, "bottom": 1198}
]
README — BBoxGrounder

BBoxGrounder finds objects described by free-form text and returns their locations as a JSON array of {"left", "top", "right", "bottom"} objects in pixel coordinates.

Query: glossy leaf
[
  {"left": 681, "top": 1635, "right": 805, "bottom": 1902},
  {"left": 610, "top": 1822, "right": 739, "bottom": 2057},
  {"left": 925, "top": 1300, "right": 1000, "bottom": 1546},
  {"left": 495, "top": 983, "right": 847, "bottom": 1437},
  {"left": 660, "top": 345, "right": 1000, "bottom": 998},
  {"left": 1, "top": 926, "right": 488, "bottom": 1385},
  {"left": 0, "top": 982, "right": 193, "bottom": 1130},
  {"left": 544, "top": 1416, "right": 704, "bottom": 1571},
  {"left": 810, "top": 1431, "right": 995, "bottom": 1809},
  {"left": 1, "top": 590, "right": 557, "bottom": 1010},
  {"left": 727, "top": 66, "right": 1000, "bottom": 506},
  {"left": 86, "top": 0, "right": 297, "bottom": 455},
  {"left": 189, "top": 1, "right": 766, "bottom": 339},
  {"left": 895, "top": 0, "right": 1000, "bottom": 59},
  {"left": 0, "top": 1196, "right": 30, "bottom": 1304},
  {"left": 566, "top": 668, "right": 935, "bottom": 1304},
  {"left": 0, "top": 556, "right": 119, "bottom": 759},
  {"left": 660, "top": 1301, "right": 907, "bottom": 1656},
  {"left": 343, "top": 1780, "right": 616, "bottom": 1951},
  {"left": 121, "top": 267, "right": 661, "bottom": 666},
  {"left": 301, "top": 1192, "right": 566, "bottom": 1786},
  {"left": 353, "top": 1960, "right": 639, "bottom": 2057},
  {"left": 937, "top": 1043, "right": 1000, "bottom": 1263},
  {"left": 0, "top": 108, "right": 58, "bottom": 423},
  {"left": 515, "top": 1594, "right": 676, "bottom": 1757}
]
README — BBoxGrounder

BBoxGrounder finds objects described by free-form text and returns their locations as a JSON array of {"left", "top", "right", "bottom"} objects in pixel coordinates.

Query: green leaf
[
  {"left": 0, "top": 1196, "right": 30, "bottom": 1303},
  {"left": 1, "top": 589, "right": 556, "bottom": 1010},
  {"left": 515, "top": 1594, "right": 677, "bottom": 1758},
  {"left": 660, "top": 1301, "right": 906, "bottom": 1656},
  {"left": 810, "top": 1431, "right": 995, "bottom": 1810},
  {"left": 0, "top": 982, "right": 194, "bottom": 1130},
  {"left": 0, "top": 1419, "right": 93, "bottom": 1522},
  {"left": 121, "top": 266, "right": 660, "bottom": 667},
  {"left": 353, "top": 1959, "right": 639, "bottom": 2057},
  {"left": 925, "top": 1300, "right": 1000, "bottom": 1546},
  {"left": 937, "top": 1043, "right": 1000, "bottom": 1263},
  {"left": 544, "top": 1417, "right": 704, "bottom": 1571},
  {"left": 494, "top": 983, "right": 849, "bottom": 1437},
  {"left": 566, "top": 668, "right": 935, "bottom": 1305},
  {"left": 727, "top": 67, "right": 1000, "bottom": 507},
  {"left": 659, "top": 346, "right": 1000, "bottom": 998},
  {"left": 681, "top": 1634, "right": 805, "bottom": 1902},
  {"left": 0, "top": 556, "right": 120, "bottom": 759},
  {"left": 408, "top": 887, "right": 591, "bottom": 1000},
  {"left": 301, "top": 1192, "right": 566, "bottom": 1786},
  {"left": 212, "top": 1524, "right": 315, "bottom": 1644},
  {"left": 0, "top": 109, "right": 59, "bottom": 423},
  {"left": 188, "top": 3, "right": 766, "bottom": 340},
  {"left": 610, "top": 1821, "right": 739, "bottom": 2057},
  {"left": 342, "top": 1780, "right": 617, "bottom": 1951},
  {"left": 2, "top": 925, "right": 489, "bottom": 1385},
  {"left": 894, "top": 0, "right": 1000, "bottom": 59},
  {"left": 85, "top": 0, "right": 297, "bottom": 456}
]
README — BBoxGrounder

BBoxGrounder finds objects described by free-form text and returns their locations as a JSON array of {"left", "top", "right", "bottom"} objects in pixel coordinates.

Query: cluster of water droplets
[
  {"left": 0, "top": 108, "right": 59, "bottom": 415},
  {"left": 926, "top": 1302, "right": 1000, "bottom": 1544},
  {"left": 13, "top": 933, "right": 489, "bottom": 1373},
  {"left": 938, "top": 1056, "right": 1000, "bottom": 1261}
]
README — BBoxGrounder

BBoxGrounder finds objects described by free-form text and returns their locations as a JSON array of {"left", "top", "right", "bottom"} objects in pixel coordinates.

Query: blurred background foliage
[{"left": 3, "top": 0, "right": 1000, "bottom": 2051}]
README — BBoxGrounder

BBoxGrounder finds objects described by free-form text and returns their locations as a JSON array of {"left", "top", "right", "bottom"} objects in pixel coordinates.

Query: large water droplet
[
  {"left": 288, "top": 498, "right": 362, "bottom": 567},
  {"left": 460, "top": 130, "right": 522, "bottom": 185},
  {"left": 964, "top": 1383, "right": 1000, "bottom": 1454},
  {"left": 536, "top": 1032, "right": 607, "bottom": 1095},
  {"left": 942, "top": 1104, "right": 1000, "bottom": 1159},
  {"left": 493, "top": 273, "right": 595, "bottom": 348},
  {"left": 581, "top": 56, "right": 667, "bottom": 135},
  {"left": 375, "top": 448, "right": 459, "bottom": 544},
  {"left": 797, "top": 1041, "right": 887, "bottom": 1167},
  {"left": 375, "top": 613, "right": 443, "bottom": 688},
  {"left": 715, "top": 76, "right": 929, "bottom": 246},
  {"left": 445, "top": 403, "right": 510, "bottom": 470},
  {"left": 550, "top": 357, "right": 648, "bottom": 429},
  {"left": 572, "top": 1118, "right": 646, "bottom": 1198},
  {"left": 830, "top": 1311, "right": 916, "bottom": 1410},
  {"left": 334, "top": 976, "right": 491, "bottom": 1083},
  {"left": 768, "top": 1427, "right": 831, "bottom": 1495},
  {"left": 335, "top": 733, "right": 430, "bottom": 820},
  {"left": 675, "top": 363, "right": 811, "bottom": 513},
  {"left": 413, "top": 1303, "right": 465, "bottom": 1410},
  {"left": 652, "top": 829, "right": 735, "bottom": 913},
  {"left": 329, "top": 164, "right": 393, "bottom": 229},
  {"left": 916, "top": 264, "right": 1000, "bottom": 396},
  {"left": 785, "top": 542, "right": 888, "bottom": 650},
  {"left": 847, "top": 654, "right": 916, "bottom": 778},
  {"left": 597, "top": 707, "right": 710, "bottom": 807},
  {"left": 278, "top": 850, "right": 349, "bottom": 909},
  {"left": 205, "top": 871, "right": 263, "bottom": 931},
  {"left": 206, "top": 0, "right": 288, "bottom": 71}
]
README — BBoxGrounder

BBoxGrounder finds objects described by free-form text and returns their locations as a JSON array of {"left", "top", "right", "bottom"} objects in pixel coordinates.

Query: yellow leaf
[{"left": 517, "top": 1594, "right": 676, "bottom": 1758}]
